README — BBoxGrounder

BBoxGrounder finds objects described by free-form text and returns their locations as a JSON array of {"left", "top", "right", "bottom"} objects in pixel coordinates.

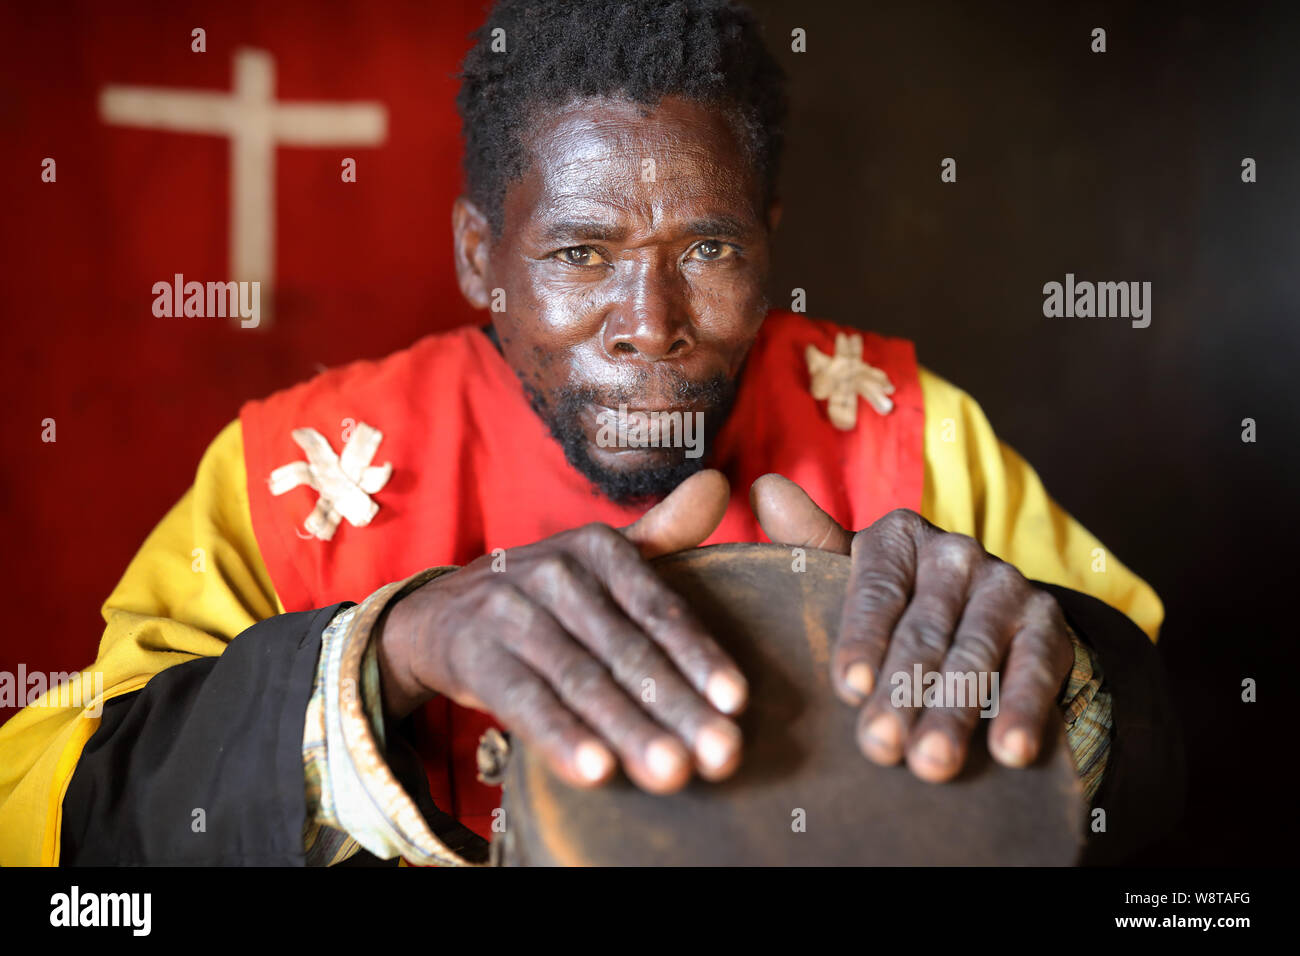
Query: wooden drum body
[{"left": 492, "top": 543, "right": 1085, "bottom": 866}]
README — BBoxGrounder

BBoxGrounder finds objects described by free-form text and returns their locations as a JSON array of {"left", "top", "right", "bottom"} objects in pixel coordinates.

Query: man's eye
[
  {"left": 554, "top": 246, "right": 606, "bottom": 266},
  {"left": 688, "top": 239, "right": 735, "bottom": 262}
]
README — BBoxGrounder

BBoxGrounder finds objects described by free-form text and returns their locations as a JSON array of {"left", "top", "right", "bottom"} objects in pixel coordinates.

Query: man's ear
[
  {"left": 765, "top": 198, "right": 783, "bottom": 234},
  {"left": 452, "top": 196, "right": 493, "bottom": 310}
]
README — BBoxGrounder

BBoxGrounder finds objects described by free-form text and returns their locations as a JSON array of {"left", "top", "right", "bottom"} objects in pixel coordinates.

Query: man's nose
[{"left": 602, "top": 262, "right": 695, "bottom": 362}]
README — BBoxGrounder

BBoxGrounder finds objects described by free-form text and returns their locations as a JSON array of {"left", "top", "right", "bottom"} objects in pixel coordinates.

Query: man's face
[{"left": 456, "top": 95, "right": 776, "bottom": 504}]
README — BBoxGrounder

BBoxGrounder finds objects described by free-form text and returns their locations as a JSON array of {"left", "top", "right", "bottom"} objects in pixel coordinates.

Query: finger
[
  {"left": 856, "top": 533, "right": 978, "bottom": 764},
  {"left": 473, "top": 645, "right": 617, "bottom": 789},
  {"left": 748, "top": 473, "right": 854, "bottom": 554},
  {"left": 495, "top": 601, "right": 697, "bottom": 793},
  {"left": 514, "top": 550, "right": 742, "bottom": 781},
  {"left": 622, "top": 468, "right": 730, "bottom": 559},
  {"left": 989, "top": 592, "right": 1074, "bottom": 768},
  {"left": 567, "top": 523, "right": 748, "bottom": 716},
  {"left": 905, "top": 574, "right": 1017, "bottom": 782},
  {"left": 832, "top": 509, "right": 929, "bottom": 705}
]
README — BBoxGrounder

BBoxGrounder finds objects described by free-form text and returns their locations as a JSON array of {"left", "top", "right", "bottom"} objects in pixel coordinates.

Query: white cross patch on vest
[
  {"left": 268, "top": 423, "right": 393, "bottom": 541},
  {"left": 805, "top": 332, "right": 896, "bottom": 429}
]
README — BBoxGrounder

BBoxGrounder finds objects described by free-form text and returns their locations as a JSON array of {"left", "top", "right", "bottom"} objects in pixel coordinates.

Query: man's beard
[{"left": 522, "top": 371, "right": 738, "bottom": 507}]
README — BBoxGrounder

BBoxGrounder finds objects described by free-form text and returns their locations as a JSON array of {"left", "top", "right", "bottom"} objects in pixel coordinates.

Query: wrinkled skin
[
  {"left": 750, "top": 477, "right": 1074, "bottom": 781},
  {"left": 454, "top": 96, "right": 774, "bottom": 486},
  {"left": 377, "top": 95, "right": 1073, "bottom": 793}
]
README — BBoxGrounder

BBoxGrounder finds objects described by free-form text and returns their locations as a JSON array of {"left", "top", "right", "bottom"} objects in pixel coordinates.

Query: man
[{"left": 0, "top": 0, "right": 1175, "bottom": 866}]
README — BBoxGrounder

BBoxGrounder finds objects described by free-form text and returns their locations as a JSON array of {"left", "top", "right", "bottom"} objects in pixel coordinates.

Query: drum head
[{"left": 495, "top": 543, "right": 1085, "bottom": 865}]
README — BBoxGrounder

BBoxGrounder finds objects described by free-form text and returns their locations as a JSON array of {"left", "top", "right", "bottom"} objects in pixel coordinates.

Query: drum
[{"left": 490, "top": 543, "right": 1085, "bottom": 865}]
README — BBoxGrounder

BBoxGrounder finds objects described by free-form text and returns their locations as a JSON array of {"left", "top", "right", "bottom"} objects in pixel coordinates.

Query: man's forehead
[{"left": 516, "top": 95, "right": 763, "bottom": 234}]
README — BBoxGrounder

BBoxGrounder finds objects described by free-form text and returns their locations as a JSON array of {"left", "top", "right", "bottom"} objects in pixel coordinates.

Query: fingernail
[
  {"left": 645, "top": 736, "right": 686, "bottom": 780},
  {"left": 706, "top": 670, "right": 747, "bottom": 714},
  {"left": 914, "top": 731, "right": 954, "bottom": 770},
  {"left": 575, "top": 740, "right": 614, "bottom": 782},
  {"left": 696, "top": 722, "right": 740, "bottom": 772},
  {"left": 845, "top": 662, "right": 874, "bottom": 697},
  {"left": 861, "top": 714, "right": 901, "bottom": 759},
  {"left": 994, "top": 728, "right": 1032, "bottom": 767}
]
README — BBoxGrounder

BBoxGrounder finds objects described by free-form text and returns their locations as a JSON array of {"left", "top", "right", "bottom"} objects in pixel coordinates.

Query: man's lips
[
  {"left": 588, "top": 401, "right": 702, "bottom": 415},
  {"left": 579, "top": 401, "right": 708, "bottom": 456},
  {"left": 582, "top": 400, "right": 711, "bottom": 425}
]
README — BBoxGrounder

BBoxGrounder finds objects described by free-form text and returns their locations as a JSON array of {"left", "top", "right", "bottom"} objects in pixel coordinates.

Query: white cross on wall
[{"left": 100, "top": 47, "right": 388, "bottom": 293}]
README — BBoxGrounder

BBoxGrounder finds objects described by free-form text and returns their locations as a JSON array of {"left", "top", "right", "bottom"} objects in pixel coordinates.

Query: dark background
[
  {"left": 1, "top": 0, "right": 1293, "bottom": 865},
  {"left": 746, "top": 0, "right": 1296, "bottom": 865}
]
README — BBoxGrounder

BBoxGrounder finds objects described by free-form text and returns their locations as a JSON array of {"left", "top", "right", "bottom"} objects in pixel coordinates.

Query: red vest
[{"left": 240, "top": 310, "right": 924, "bottom": 839}]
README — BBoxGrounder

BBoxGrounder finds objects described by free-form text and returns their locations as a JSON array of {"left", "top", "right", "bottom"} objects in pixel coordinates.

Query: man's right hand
[{"left": 376, "top": 469, "right": 747, "bottom": 794}]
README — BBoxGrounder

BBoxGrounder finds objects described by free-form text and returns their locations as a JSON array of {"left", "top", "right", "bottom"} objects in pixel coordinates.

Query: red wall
[{"left": 0, "top": 1, "right": 487, "bottom": 721}]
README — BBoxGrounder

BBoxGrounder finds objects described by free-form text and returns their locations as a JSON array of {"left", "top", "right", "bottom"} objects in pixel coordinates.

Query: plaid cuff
[
  {"left": 1057, "top": 622, "right": 1113, "bottom": 805},
  {"left": 300, "top": 566, "right": 479, "bottom": 867}
]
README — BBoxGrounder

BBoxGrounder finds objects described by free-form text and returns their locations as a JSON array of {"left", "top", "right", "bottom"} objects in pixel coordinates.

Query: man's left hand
[{"left": 749, "top": 474, "right": 1074, "bottom": 783}]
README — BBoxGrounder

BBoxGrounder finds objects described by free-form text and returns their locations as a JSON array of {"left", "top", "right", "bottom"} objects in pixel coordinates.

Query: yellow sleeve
[
  {"left": 917, "top": 366, "right": 1163, "bottom": 643},
  {"left": 0, "top": 419, "right": 283, "bottom": 866}
]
